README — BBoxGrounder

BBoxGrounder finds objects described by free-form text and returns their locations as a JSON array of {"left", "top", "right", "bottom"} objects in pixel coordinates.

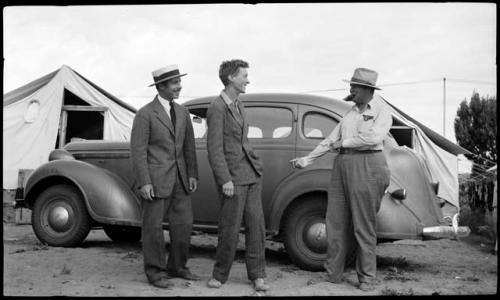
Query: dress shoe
[
  {"left": 150, "top": 277, "right": 174, "bottom": 289},
  {"left": 178, "top": 270, "right": 201, "bottom": 281},
  {"left": 326, "top": 275, "right": 344, "bottom": 284},
  {"left": 168, "top": 269, "right": 201, "bottom": 281},
  {"left": 253, "top": 278, "right": 270, "bottom": 291},
  {"left": 207, "top": 278, "right": 222, "bottom": 288}
]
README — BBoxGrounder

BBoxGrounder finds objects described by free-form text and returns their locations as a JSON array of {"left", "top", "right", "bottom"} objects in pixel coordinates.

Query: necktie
[
  {"left": 233, "top": 100, "right": 241, "bottom": 115},
  {"left": 169, "top": 101, "right": 176, "bottom": 129}
]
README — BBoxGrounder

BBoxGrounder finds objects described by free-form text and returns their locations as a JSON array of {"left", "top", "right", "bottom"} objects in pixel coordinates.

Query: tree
[{"left": 454, "top": 91, "right": 496, "bottom": 173}]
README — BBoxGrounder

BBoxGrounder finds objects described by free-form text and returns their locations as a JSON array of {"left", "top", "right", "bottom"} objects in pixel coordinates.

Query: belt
[{"left": 338, "top": 148, "right": 382, "bottom": 155}]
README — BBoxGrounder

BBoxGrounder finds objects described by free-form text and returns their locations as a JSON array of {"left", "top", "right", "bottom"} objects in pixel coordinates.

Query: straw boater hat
[
  {"left": 148, "top": 64, "right": 187, "bottom": 87},
  {"left": 343, "top": 68, "right": 381, "bottom": 90}
]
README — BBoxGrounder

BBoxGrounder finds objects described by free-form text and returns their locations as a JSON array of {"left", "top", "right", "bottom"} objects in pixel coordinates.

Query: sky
[{"left": 3, "top": 3, "right": 497, "bottom": 171}]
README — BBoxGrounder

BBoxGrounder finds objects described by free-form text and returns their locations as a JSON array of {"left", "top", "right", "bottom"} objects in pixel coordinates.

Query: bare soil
[{"left": 3, "top": 223, "right": 497, "bottom": 296}]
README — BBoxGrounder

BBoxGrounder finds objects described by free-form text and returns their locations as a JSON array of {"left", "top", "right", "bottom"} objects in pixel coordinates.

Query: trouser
[
  {"left": 324, "top": 151, "right": 390, "bottom": 283},
  {"left": 141, "top": 173, "right": 193, "bottom": 283},
  {"left": 212, "top": 179, "right": 267, "bottom": 283}
]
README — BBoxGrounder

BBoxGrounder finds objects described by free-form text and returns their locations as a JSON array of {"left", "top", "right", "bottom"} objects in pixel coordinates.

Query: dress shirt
[
  {"left": 157, "top": 94, "right": 173, "bottom": 120},
  {"left": 297, "top": 95, "right": 392, "bottom": 167},
  {"left": 220, "top": 90, "right": 241, "bottom": 114}
]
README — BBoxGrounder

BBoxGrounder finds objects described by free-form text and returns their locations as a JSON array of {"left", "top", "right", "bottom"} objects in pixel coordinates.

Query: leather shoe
[
  {"left": 150, "top": 277, "right": 174, "bottom": 289},
  {"left": 169, "top": 269, "right": 201, "bottom": 281}
]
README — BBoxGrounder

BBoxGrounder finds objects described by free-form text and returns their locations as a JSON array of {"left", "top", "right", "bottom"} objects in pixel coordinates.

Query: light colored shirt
[
  {"left": 220, "top": 90, "right": 241, "bottom": 114},
  {"left": 157, "top": 94, "right": 172, "bottom": 120},
  {"left": 297, "top": 95, "right": 392, "bottom": 167}
]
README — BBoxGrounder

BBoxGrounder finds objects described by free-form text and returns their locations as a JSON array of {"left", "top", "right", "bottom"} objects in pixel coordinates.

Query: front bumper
[{"left": 422, "top": 225, "right": 471, "bottom": 239}]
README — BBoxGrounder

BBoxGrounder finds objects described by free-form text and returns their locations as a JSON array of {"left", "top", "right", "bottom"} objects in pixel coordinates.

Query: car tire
[
  {"left": 283, "top": 197, "right": 328, "bottom": 271},
  {"left": 103, "top": 225, "right": 141, "bottom": 243},
  {"left": 32, "top": 184, "right": 91, "bottom": 247},
  {"left": 283, "top": 197, "right": 356, "bottom": 271}
]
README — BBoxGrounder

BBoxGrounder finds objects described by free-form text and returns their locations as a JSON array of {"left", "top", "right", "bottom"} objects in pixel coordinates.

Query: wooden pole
[{"left": 443, "top": 77, "right": 446, "bottom": 137}]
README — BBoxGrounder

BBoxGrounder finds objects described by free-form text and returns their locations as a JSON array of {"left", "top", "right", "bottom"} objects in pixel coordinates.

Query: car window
[
  {"left": 303, "top": 112, "right": 338, "bottom": 139},
  {"left": 245, "top": 107, "right": 293, "bottom": 139}
]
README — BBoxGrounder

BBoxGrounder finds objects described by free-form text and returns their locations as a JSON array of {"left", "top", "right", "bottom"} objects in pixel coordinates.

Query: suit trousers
[
  {"left": 141, "top": 172, "right": 193, "bottom": 283},
  {"left": 324, "top": 152, "right": 390, "bottom": 284},
  {"left": 212, "top": 179, "right": 267, "bottom": 283}
]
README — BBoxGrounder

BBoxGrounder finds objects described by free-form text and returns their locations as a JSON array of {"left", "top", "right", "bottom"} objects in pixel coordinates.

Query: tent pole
[
  {"left": 59, "top": 110, "right": 68, "bottom": 149},
  {"left": 443, "top": 77, "right": 446, "bottom": 138}
]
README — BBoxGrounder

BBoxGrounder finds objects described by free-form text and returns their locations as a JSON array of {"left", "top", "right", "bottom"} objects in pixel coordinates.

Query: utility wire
[
  {"left": 447, "top": 78, "right": 497, "bottom": 85},
  {"left": 301, "top": 78, "right": 496, "bottom": 94},
  {"left": 378, "top": 79, "right": 443, "bottom": 87}
]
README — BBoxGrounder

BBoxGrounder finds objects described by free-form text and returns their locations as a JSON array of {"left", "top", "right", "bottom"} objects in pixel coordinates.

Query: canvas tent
[
  {"left": 3, "top": 65, "right": 137, "bottom": 190},
  {"left": 380, "top": 95, "right": 471, "bottom": 208}
]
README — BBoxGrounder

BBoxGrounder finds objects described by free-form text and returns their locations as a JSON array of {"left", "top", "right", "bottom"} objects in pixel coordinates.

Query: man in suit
[
  {"left": 130, "top": 65, "right": 200, "bottom": 289},
  {"left": 206, "top": 59, "right": 269, "bottom": 291},
  {"left": 291, "top": 68, "right": 392, "bottom": 292}
]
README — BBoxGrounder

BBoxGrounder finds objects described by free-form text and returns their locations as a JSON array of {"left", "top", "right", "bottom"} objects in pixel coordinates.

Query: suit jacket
[
  {"left": 130, "top": 96, "right": 198, "bottom": 197},
  {"left": 206, "top": 95, "right": 263, "bottom": 186}
]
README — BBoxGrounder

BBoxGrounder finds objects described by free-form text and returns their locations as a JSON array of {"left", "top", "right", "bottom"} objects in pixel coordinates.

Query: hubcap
[
  {"left": 304, "top": 221, "right": 327, "bottom": 253},
  {"left": 47, "top": 205, "right": 70, "bottom": 232}
]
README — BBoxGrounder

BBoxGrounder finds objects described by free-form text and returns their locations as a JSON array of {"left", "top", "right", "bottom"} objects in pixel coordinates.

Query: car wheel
[
  {"left": 103, "top": 225, "right": 141, "bottom": 243},
  {"left": 283, "top": 197, "right": 356, "bottom": 271},
  {"left": 32, "top": 184, "right": 91, "bottom": 247}
]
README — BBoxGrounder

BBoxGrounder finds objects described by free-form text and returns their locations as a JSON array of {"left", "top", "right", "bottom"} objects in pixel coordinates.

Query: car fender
[
  {"left": 24, "top": 159, "right": 142, "bottom": 226},
  {"left": 268, "top": 168, "right": 331, "bottom": 234}
]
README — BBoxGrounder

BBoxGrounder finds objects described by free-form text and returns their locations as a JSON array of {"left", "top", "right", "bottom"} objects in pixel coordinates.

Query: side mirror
[{"left": 390, "top": 188, "right": 407, "bottom": 201}]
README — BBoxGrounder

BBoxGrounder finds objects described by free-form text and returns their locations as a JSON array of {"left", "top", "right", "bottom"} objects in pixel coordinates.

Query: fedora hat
[
  {"left": 343, "top": 67, "right": 381, "bottom": 90},
  {"left": 148, "top": 64, "right": 187, "bottom": 87}
]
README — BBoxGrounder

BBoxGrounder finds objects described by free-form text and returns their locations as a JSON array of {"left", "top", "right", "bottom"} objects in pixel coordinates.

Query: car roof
[{"left": 183, "top": 93, "right": 352, "bottom": 115}]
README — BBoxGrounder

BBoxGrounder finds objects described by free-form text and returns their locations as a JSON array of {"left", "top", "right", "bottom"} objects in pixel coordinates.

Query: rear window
[
  {"left": 303, "top": 112, "right": 338, "bottom": 139},
  {"left": 245, "top": 107, "right": 293, "bottom": 139}
]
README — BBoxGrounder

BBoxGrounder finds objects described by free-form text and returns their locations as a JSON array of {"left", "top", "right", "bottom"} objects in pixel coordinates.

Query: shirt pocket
[{"left": 357, "top": 114, "right": 375, "bottom": 134}]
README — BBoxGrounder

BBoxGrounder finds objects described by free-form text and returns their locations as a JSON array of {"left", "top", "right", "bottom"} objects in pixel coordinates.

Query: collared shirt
[
  {"left": 157, "top": 94, "right": 172, "bottom": 120},
  {"left": 298, "top": 94, "right": 392, "bottom": 167},
  {"left": 220, "top": 90, "right": 241, "bottom": 114}
]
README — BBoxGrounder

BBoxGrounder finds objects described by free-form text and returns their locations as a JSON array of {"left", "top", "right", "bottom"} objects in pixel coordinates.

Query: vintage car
[{"left": 16, "top": 93, "right": 469, "bottom": 271}]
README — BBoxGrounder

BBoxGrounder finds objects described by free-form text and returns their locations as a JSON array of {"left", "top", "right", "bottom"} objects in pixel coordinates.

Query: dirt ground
[{"left": 2, "top": 223, "right": 497, "bottom": 296}]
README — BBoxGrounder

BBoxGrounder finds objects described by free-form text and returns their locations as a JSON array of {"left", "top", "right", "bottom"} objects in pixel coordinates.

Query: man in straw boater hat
[
  {"left": 130, "top": 64, "right": 200, "bottom": 289},
  {"left": 291, "top": 68, "right": 392, "bottom": 291},
  {"left": 205, "top": 59, "right": 269, "bottom": 291}
]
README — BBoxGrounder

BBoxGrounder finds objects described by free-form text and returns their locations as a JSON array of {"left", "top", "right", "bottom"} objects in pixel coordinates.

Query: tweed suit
[
  {"left": 130, "top": 96, "right": 198, "bottom": 283},
  {"left": 206, "top": 94, "right": 266, "bottom": 283}
]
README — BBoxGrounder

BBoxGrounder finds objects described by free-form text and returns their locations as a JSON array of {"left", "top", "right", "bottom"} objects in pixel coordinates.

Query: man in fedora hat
[
  {"left": 130, "top": 64, "right": 200, "bottom": 289},
  {"left": 291, "top": 67, "right": 392, "bottom": 291},
  {"left": 205, "top": 59, "right": 269, "bottom": 291}
]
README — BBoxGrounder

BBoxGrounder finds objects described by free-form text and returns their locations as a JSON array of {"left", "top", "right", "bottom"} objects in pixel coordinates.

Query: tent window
[{"left": 56, "top": 89, "right": 108, "bottom": 148}]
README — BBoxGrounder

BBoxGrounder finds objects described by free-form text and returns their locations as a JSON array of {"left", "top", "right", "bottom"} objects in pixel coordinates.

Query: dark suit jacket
[
  {"left": 206, "top": 95, "right": 263, "bottom": 186},
  {"left": 130, "top": 96, "right": 198, "bottom": 197}
]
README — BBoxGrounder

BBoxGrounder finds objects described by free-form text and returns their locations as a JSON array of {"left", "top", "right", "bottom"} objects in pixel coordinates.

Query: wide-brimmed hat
[
  {"left": 342, "top": 68, "right": 381, "bottom": 90},
  {"left": 148, "top": 64, "right": 187, "bottom": 87}
]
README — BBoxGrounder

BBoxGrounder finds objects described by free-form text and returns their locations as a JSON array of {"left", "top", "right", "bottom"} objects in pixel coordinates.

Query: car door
[
  {"left": 295, "top": 104, "right": 340, "bottom": 169},
  {"left": 187, "top": 105, "right": 220, "bottom": 228},
  {"left": 187, "top": 102, "right": 297, "bottom": 228},
  {"left": 243, "top": 102, "right": 297, "bottom": 220}
]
